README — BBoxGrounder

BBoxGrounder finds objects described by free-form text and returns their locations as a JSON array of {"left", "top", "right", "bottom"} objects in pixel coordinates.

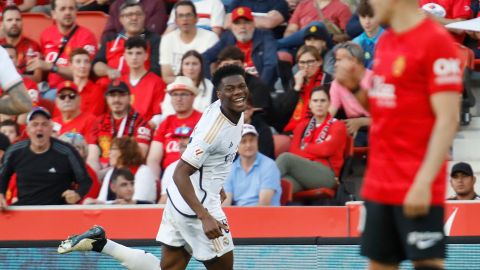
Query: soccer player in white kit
[{"left": 57, "top": 65, "right": 249, "bottom": 270}]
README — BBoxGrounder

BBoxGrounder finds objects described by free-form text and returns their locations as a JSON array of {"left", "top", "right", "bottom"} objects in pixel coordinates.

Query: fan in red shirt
[
  {"left": 27, "top": 0, "right": 97, "bottom": 91},
  {"left": 0, "top": 6, "right": 42, "bottom": 82},
  {"left": 119, "top": 36, "right": 165, "bottom": 122},
  {"left": 419, "top": 0, "right": 472, "bottom": 43},
  {"left": 146, "top": 76, "right": 202, "bottom": 177},
  {"left": 52, "top": 81, "right": 98, "bottom": 167},
  {"left": 69, "top": 48, "right": 106, "bottom": 116},
  {"left": 335, "top": 0, "right": 463, "bottom": 269},
  {"left": 95, "top": 80, "right": 152, "bottom": 166}
]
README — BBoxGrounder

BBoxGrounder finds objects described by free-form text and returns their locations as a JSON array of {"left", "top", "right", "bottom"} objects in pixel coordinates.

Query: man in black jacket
[{"left": 0, "top": 107, "right": 92, "bottom": 208}]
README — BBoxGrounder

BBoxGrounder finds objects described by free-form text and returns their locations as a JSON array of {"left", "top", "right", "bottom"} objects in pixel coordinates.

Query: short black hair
[
  {"left": 111, "top": 168, "right": 135, "bottom": 184},
  {"left": 310, "top": 86, "right": 330, "bottom": 100},
  {"left": 125, "top": 36, "right": 147, "bottom": 51},
  {"left": 51, "top": 0, "right": 77, "bottom": 11},
  {"left": 357, "top": 0, "right": 374, "bottom": 17},
  {"left": 2, "top": 5, "right": 21, "bottom": 19},
  {"left": 217, "top": 46, "right": 245, "bottom": 63},
  {"left": 212, "top": 64, "right": 246, "bottom": 90},
  {"left": 174, "top": 0, "right": 197, "bottom": 17},
  {"left": 119, "top": 0, "right": 143, "bottom": 13},
  {"left": 0, "top": 119, "right": 20, "bottom": 136}
]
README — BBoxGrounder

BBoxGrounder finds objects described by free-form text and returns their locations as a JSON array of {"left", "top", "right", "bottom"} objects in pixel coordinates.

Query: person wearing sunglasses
[{"left": 51, "top": 81, "right": 100, "bottom": 171}]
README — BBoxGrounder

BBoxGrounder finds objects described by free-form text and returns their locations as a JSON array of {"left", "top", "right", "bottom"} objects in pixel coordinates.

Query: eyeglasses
[
  {"left": 57, "top": 93, "right": 77, "bottom": 100},
  {"left": 177, "top": 13, "right": 195, "bottom": 19},
  {"left": 121, "top": 11, "right": 144, "bottom": 18},
  {"left": 170, "top": 92, "right": 193, "bottom": 98},
  {"left": 298, "top": 59, "right": 318, "bottom": 67}
]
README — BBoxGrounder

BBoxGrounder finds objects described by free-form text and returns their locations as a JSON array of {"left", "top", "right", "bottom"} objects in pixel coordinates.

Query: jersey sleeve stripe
[
  {"left": 204, "top": 115, "right": 223, "bottom": 144},
  {"left": 205, "top": 117, "right": 225, "bottom": 145}
]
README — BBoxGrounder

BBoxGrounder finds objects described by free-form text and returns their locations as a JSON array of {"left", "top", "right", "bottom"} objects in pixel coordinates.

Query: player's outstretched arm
[
  {"left": 173, "top": 159, "right": 227, "bottom": 239},
  {"left": 403, "top": 92, "right": 460, "bottom": 218},
  {"left": 0, "top": 82, "right": 32, "bottom": 115}
]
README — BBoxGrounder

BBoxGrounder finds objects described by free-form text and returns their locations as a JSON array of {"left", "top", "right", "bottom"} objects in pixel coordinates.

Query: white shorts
[{"left": 156, "top": 202, "right": 234, "bottom": 262}]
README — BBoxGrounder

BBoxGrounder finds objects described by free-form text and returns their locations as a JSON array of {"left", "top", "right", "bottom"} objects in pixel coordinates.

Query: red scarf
[
  {"left": 301, "top": 113, "right": 336, "bottom": 148},
  {"left": 284, "top": 68, "right": 325, "bottom": 132}
]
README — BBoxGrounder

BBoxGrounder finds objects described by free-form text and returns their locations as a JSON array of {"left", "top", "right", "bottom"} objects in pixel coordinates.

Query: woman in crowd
[
  {"left": 161, "top": 50, "right": 213, "bottom": 116},
  {"left": 276, "top": 87, "right": 347, "bottom": 193},
  {"left": 283, "top": 45, "right": 332, "bottom": 133},
  {"left": 97, "top": 137, "right": 157, "bottom": 203}
]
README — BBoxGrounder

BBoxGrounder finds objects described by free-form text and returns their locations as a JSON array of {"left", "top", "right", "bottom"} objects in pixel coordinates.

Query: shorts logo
[
  {"left": 407, "top": 231, "right": 443, "bottom": 250},
  {"left": 223, "top": 237, "right": 229, "bottom": 246}
]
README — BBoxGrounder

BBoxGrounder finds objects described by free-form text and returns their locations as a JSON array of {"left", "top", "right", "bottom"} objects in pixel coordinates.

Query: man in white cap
[
  {"left": 222, "top": 124, "right": 281, "bottom": 206},
  {"left": 147, "top": 76, "right": 202, "bottom": 178}
]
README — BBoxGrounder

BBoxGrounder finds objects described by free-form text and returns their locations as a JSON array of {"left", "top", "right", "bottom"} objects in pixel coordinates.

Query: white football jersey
[
  {"left": 167, "top": 100, "right": 243, "bottom": 217},
  {"left": 0, "top": 46, "right": 22, "bottom": 92}
]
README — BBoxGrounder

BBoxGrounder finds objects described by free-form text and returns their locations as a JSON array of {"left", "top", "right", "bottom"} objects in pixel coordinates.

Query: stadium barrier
[{"left": 1, "top": 202, "right": 480, "bottom": 269}]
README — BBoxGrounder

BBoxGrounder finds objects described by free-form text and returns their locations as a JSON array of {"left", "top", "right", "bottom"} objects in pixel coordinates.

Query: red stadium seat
[
  {"left": 21, "top": 13, "right": 53, "bottom": 44},
  {"left": 293, "top": 135, "right": 354, "bottom": 202},
  {"left": 273, "top": 134, "right": 291, "bottom": 158},
  {"left": 456, "top": 43, "right": 474, "bottom": 71},
  {"left": 76, "top": 11, "right": 109, "bottom": 44},
  {"left": 280, "top": 179, "right": 293, "bottom": 206}
]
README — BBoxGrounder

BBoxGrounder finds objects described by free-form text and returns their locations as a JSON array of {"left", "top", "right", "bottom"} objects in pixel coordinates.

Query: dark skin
[
  {"left": 0, "top": 82, "right": 32, "bottom": 115},
  {"left": 161, "top": 74, "right": 248, "bottom": 270}
]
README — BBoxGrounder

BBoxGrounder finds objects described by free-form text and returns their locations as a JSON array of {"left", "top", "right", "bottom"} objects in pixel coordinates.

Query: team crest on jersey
[{"left": 392, "top": 56, "right": 406, "bottom": 77}]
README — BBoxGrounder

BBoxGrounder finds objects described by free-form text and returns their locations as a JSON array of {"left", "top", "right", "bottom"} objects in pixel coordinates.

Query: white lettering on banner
[
  {"left": 369, "top": 76, "right": 397, "bottom": 108},
  {"left": 433, "top": 58, "right": 462, "bottom": 85},
  {"left": 166, "top": 140, "right": 179, "bottom": 153}
]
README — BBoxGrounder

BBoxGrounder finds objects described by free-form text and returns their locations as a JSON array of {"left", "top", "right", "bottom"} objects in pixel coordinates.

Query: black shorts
[{"left": 360, "top": 200, "right": 446, "bottom": 263}]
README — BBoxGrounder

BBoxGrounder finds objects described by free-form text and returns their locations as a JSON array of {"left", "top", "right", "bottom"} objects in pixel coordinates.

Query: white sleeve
[
  {"left": 133, "top": 165, "right": 157, "bottom": 202},
  {"left": 0, "top": 47, "right": 22, "bottom": 92},
  {"left": 210, "top": 0, "right": 225, "bottom": 28},
  {"left": 159, "top": 34, "right": 174, "bottom": 66},
  {"left": 181, "top": 135, "right": 212, "bottom": 169}
]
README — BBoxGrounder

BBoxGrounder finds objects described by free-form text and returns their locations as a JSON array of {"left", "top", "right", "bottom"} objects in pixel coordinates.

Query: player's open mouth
[
  {"left": 233, "top": 97, "right": 246, "bottom": 105},
  {"left": 36, "top": 134, "right": 44, "bottom": 139}
]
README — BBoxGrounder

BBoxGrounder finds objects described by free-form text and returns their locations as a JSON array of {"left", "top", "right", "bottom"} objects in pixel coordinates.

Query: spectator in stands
[
  {"left": 119, "top": 37, "right": 165, "bottom": 123},
  {"left": 203, "top": 6, "right": 278, "bottom": 86},
  {"left": 95, "top": 81, "right": 152, "bottom": 167},
  {"left": 165, "top": 0, "right": 225, "bottom": 36},
  {"left": 420, "top": 0, "right": 472, "bottom": 43},
  {"left": 84, "top": 168, "right": 153, "bottom": 204},
  {"left": 283, "top": 45, "right": 332, "bottom": 133},
  {"left": 213, "top": 46, "right": 275, "bottom": 157},
  {"left": 0, "top": 6, "right": 42, "bottom": 82},
  {"left": 278, "top": 0, "right": 352, "bottom": 51},
  {"left": 0, "top": 120, "right": 20, "bottom": 144},
  {"left": 58, "top": 132, "right": 101, "bottom": 203},
  {"left": 0, "top": 133, "right": 11, "bottom": 157},
  {"left": 97, "top": 137, "right": 157, "bottom": 203},
  {"left": 157, "top": 124, "right": 192, "bottom": 204},
  {"left": 0, "top": 107, "right": 92, "bottom": 207},
  {"left": 103, "top": 0, "right": 167, "bottom": 37},
  {"left": 161, "top": 51, "right": 213, "bottom": 116},
  {"left": 276, "top": 87, "right": 347, "bottom": 193},
  {"left": 302, "top": 24, "right": 335, "bottom": 77},
  {"left": 70, "top": 48, "right": 106, "bottom": 117},
  {"left": 160, "top": 1, "right": 219, "bottom": 84},
  {"left": 51, "top": 81, "right": 100, "bottom": 171},
  {"left": 448, "top": 162, "right": 480, "bottom": 200},
  {"left": 330, "top": 42, "right": 371, "bottom": 147},
  {"left": 223, "top": 124, "right": 281, "bottom": 206},
  {"left": 352, "top": 0, "right": 383, "bottom": 69},
  {"left": 147, "top": 76, "right": 202, "bottom": 177},
  {"left": 76, "top": 0, "right": 110, "bottom": 13},
  {"left": 94, "top": 0, "right": 160, "bottom": 81},
  {"left": 28, "top": 0, "right": 97, "bottom": 100},
  {"left": 224, "top": 0, "right": 290, "bottom": 39}
]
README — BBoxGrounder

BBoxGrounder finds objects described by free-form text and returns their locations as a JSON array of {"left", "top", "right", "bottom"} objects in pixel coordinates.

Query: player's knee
[{"left": 413, "top": 259, "right": 444, "bottom": 270}]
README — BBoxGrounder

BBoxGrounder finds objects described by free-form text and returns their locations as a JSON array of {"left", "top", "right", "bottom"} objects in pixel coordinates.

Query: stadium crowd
[{"left": 0, "top": 0, "right": 477, "bottom": 207}]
